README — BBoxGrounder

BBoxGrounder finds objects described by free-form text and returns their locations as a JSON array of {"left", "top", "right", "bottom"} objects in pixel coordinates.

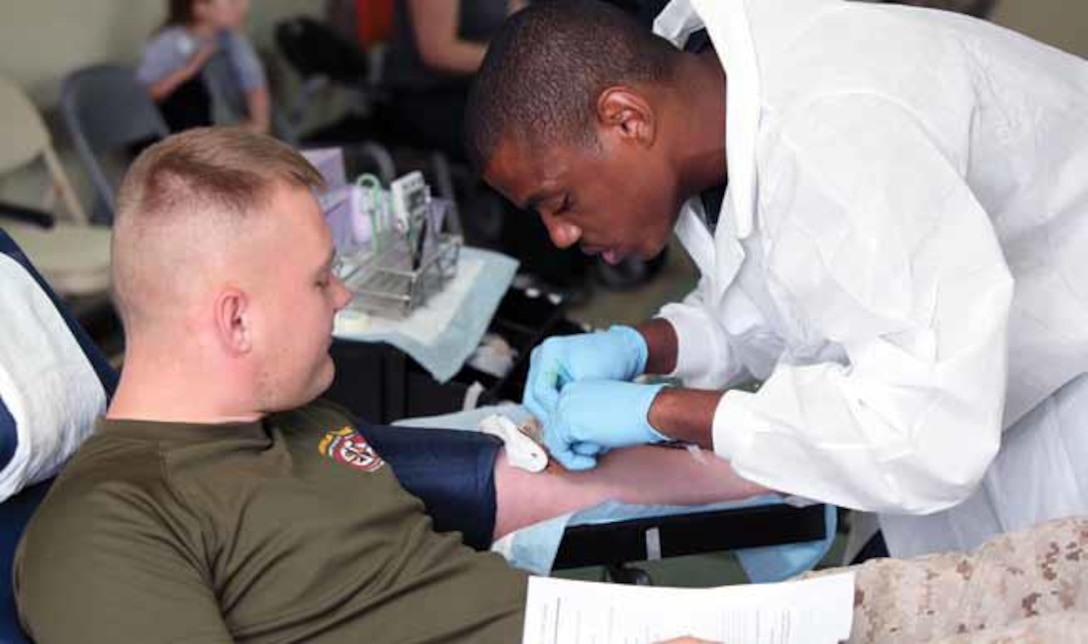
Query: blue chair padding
[
  {"left": 0, "top": 228, "right": 118, "bottom": 642},
  {"left": 0, "top": 482, "right": 51, "bottom": 643},
  {"left": 0, "top": 403, "right": 17, "bottom": 480}
]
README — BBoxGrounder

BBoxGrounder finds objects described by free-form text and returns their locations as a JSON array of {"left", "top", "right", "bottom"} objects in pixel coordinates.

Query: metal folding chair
[
  {"left": 60, "top": 64, "right": 170, "bottom": 224},
  {"left": 0, "top": 74, "right": 111, "bottom": 299}
]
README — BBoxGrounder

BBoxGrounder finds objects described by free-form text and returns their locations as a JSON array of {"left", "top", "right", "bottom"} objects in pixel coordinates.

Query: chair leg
[
  {"left": 43, "top": 147, "right": 88, "bottom": 225},
  {"left": 357, "top": 142, "right": 396, "bottom": 186},
  {"left": 428, "top": 152, "right": 463, "bottom": 236}
]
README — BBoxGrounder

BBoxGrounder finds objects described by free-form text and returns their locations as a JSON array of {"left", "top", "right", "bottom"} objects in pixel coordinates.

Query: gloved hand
[
  {"left": 523, "top": 326, "right": 648, "bottom": 427},
  {"left": 544, "top": 379, "right": 669, "bottom": 471}
]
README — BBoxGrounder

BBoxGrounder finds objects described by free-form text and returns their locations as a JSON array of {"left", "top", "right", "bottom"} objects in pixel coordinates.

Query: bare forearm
[
  {"left": 409, "top": 0, "right": 488, "bottom": 75},
  {"left": 636, "top": 318, "right": 679, "bottom": 375},
  {"left": 493, "top": 443, "right": 766, "bottom": 540},
  {"left": 648, "top": 387, "right": 721, "bottom": 448},
  {"left": 419, "top": 40, "right": 487, "bottom": 75}
]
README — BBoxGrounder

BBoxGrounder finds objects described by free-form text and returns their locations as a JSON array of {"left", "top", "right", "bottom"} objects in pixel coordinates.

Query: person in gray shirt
[{"left": 137, "top": 0, "right": 270, "bottom": 134}]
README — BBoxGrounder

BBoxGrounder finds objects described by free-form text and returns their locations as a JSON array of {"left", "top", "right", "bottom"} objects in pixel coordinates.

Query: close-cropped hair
[
  {"left": 111, "top": 127, "right": 324, "bottom": 328},
  {"left": 115, "top": 126, "right": 324, "bottom": 227},
  {"left": 464, "top": 0, "right": 678, "bottom": 171}
]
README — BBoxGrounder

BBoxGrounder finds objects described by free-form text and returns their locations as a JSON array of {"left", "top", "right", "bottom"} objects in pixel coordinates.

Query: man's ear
[
  {"left": 214, "top": 288, "right": 252, "bottom": 356},
  {"left": 595, "top": 86, "right": 656, "bottom": 148}
]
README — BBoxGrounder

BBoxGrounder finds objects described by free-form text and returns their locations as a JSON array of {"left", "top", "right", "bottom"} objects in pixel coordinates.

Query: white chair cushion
[
  {"left": 0, "top": 252, "right": 106, "bottom": 500},
  {"left": 3, "top": 223, "right": 111, "bottom": 296}
]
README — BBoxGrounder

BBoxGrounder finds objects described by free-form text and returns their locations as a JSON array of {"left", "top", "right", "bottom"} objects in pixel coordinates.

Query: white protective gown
[{"left": 653, "top": 0, "right": 1088, "bottom": 557}]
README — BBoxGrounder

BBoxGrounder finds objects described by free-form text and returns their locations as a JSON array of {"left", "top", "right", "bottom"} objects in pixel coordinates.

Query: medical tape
[
  {"left": 685, "top": 443, "right": 709, "bottom": 464},
  {"left": 462, "top": 381, "right": 486, "bottom": 411},
  {"left": 478, "top": 414, "right": 548, "bottom": 473}
]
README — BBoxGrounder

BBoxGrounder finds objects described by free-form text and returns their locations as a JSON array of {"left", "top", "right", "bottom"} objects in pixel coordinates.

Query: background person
[{"left": 137, "top": 0, "right": 270, "bottom": 133}]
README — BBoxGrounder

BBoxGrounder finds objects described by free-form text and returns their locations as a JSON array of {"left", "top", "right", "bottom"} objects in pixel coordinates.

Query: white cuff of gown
[
  {"left": 711, "top": 388, "right": 758, "bottom": 464},
  {"left": 712, "top": 390, "right": 821, "bottom": 505},
  {"left": 657, "top": 304, "right": 729, "bottom": 388}
]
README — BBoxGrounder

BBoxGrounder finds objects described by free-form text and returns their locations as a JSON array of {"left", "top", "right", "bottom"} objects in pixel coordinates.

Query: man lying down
[{"left": 14, "top": 127, "right": 767, "bottom": 644}]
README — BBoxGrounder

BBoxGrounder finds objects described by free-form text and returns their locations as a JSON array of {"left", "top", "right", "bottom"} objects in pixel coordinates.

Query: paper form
[{"left": 522, "top": 572, "right": 855, "bottom": 644}]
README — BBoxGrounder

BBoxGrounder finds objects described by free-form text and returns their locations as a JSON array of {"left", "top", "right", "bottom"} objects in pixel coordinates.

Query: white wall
[
  {"left": 0, "top": 0, "right": 323, "bottom": 107},
  {"left": 0, "top": 0, "right": 324, "bottom": 213}
]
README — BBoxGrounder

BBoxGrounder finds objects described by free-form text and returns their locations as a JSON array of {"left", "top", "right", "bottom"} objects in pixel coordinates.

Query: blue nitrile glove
[
  {"left": 522, "top": 326, "right": 648, "bottom": 427},
  {"left": 544, "top": 379, "right": 669, "bottom": 471}
]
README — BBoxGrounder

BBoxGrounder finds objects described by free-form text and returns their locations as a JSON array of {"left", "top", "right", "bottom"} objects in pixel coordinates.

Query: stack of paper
[{"left": 522, "top": 572, "right": 855, "bottom": 644}]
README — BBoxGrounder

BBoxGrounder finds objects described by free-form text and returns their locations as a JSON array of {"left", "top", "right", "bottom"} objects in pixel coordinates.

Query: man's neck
[
  {"left": 668, "top": 50, "right": 728, "bottom": 199},
  {"left": 107, "top": 345, "right": 261, "bottom": 426}
]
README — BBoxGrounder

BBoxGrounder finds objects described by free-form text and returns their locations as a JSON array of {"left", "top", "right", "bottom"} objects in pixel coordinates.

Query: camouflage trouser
[{"left": 805, "top": 516, "right": 1088, "bottom": 643}]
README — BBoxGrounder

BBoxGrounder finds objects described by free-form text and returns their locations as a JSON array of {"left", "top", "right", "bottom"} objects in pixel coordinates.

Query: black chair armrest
[
  {"left": 554, "top": 503, "right": 829, "bottom": 570},
  {"left": 0, "top": 201, "right": 55, "bottom": 229}
]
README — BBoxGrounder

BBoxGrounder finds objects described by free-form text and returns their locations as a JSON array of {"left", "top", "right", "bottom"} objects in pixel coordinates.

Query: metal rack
[{"left": 340, "top": 233, "right": 462, "bottom": 319}]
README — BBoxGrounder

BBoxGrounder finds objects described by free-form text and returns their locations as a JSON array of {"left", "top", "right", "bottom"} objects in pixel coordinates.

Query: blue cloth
[
  {"left": 0, "top": 229, "right": 119, "bottom": 644},
  {"left": 397, "top": 405, "right": 836, "bottom": 581},
  {"left": 334, "top": 247, "right": 518, "bottom": 382}
]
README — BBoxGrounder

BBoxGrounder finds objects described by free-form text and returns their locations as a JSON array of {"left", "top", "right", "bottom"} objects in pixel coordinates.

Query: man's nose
[
  {"left": 332, "top": 275, "right": 353, "bottom": 310},
  {"left": 541, "top": 214, "right": 581, "bottom": 250}
]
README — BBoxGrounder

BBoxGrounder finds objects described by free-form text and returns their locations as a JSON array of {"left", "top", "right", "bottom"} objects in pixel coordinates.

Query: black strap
[
  {"left": 700, "top": 184, "right": 728, "bottom": 233},
  {"left": 0, "top": 200, "right": 54, "bottom": 229},
  {"left": 683, "top": 27, "right": 713, "bottom": 55}
]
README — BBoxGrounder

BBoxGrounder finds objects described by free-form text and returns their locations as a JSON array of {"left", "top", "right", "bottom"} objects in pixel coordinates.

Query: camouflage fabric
[
  {"left": 805, "top": 517, "right": 1087, "bottom": 643},
  {"left": 931, "top": 613, "right": 1088, "bottom": 643}
]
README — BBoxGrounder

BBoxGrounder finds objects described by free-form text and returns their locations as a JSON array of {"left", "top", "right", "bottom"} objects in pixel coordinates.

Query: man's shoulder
[
  {"left": 16, "top": 433, "right": 188, "bottom": 581},
  {"left": 25, "top": 433, "right": 176, "bottom": 535},
  {"left": 51, "top": 430, "right": 170, "bottom": 496}
]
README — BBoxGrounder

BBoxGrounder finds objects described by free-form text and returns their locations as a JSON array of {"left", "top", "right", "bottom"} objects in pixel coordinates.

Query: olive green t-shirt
[{"left": 15, "top": 400, "right": 527, "bottom": 643}]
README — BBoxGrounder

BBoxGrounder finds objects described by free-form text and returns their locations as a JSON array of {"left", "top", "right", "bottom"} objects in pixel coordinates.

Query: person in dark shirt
[{"left": 382, "top": 0, "right": 526, "bottom": 160}]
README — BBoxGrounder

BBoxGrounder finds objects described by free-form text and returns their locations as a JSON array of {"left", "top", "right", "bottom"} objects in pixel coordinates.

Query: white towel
[{"left": 0, "top": 254, "right": 105, "bottom": 500}]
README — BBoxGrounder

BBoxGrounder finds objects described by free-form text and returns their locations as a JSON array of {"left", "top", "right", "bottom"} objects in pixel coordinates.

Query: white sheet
[{"left": 0, "top": 254, "right": 105, "bottom": 500}]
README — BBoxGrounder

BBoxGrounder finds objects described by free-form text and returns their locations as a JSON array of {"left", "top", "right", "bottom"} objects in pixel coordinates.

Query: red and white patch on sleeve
[{"left": 317, "top": 426, "right": 385, "bottom": 473}]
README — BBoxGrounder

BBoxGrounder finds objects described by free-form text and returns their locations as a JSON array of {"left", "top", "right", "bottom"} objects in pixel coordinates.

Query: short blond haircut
[{"left": 112, "top": 127, "right": 324, "bottom": 329}]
